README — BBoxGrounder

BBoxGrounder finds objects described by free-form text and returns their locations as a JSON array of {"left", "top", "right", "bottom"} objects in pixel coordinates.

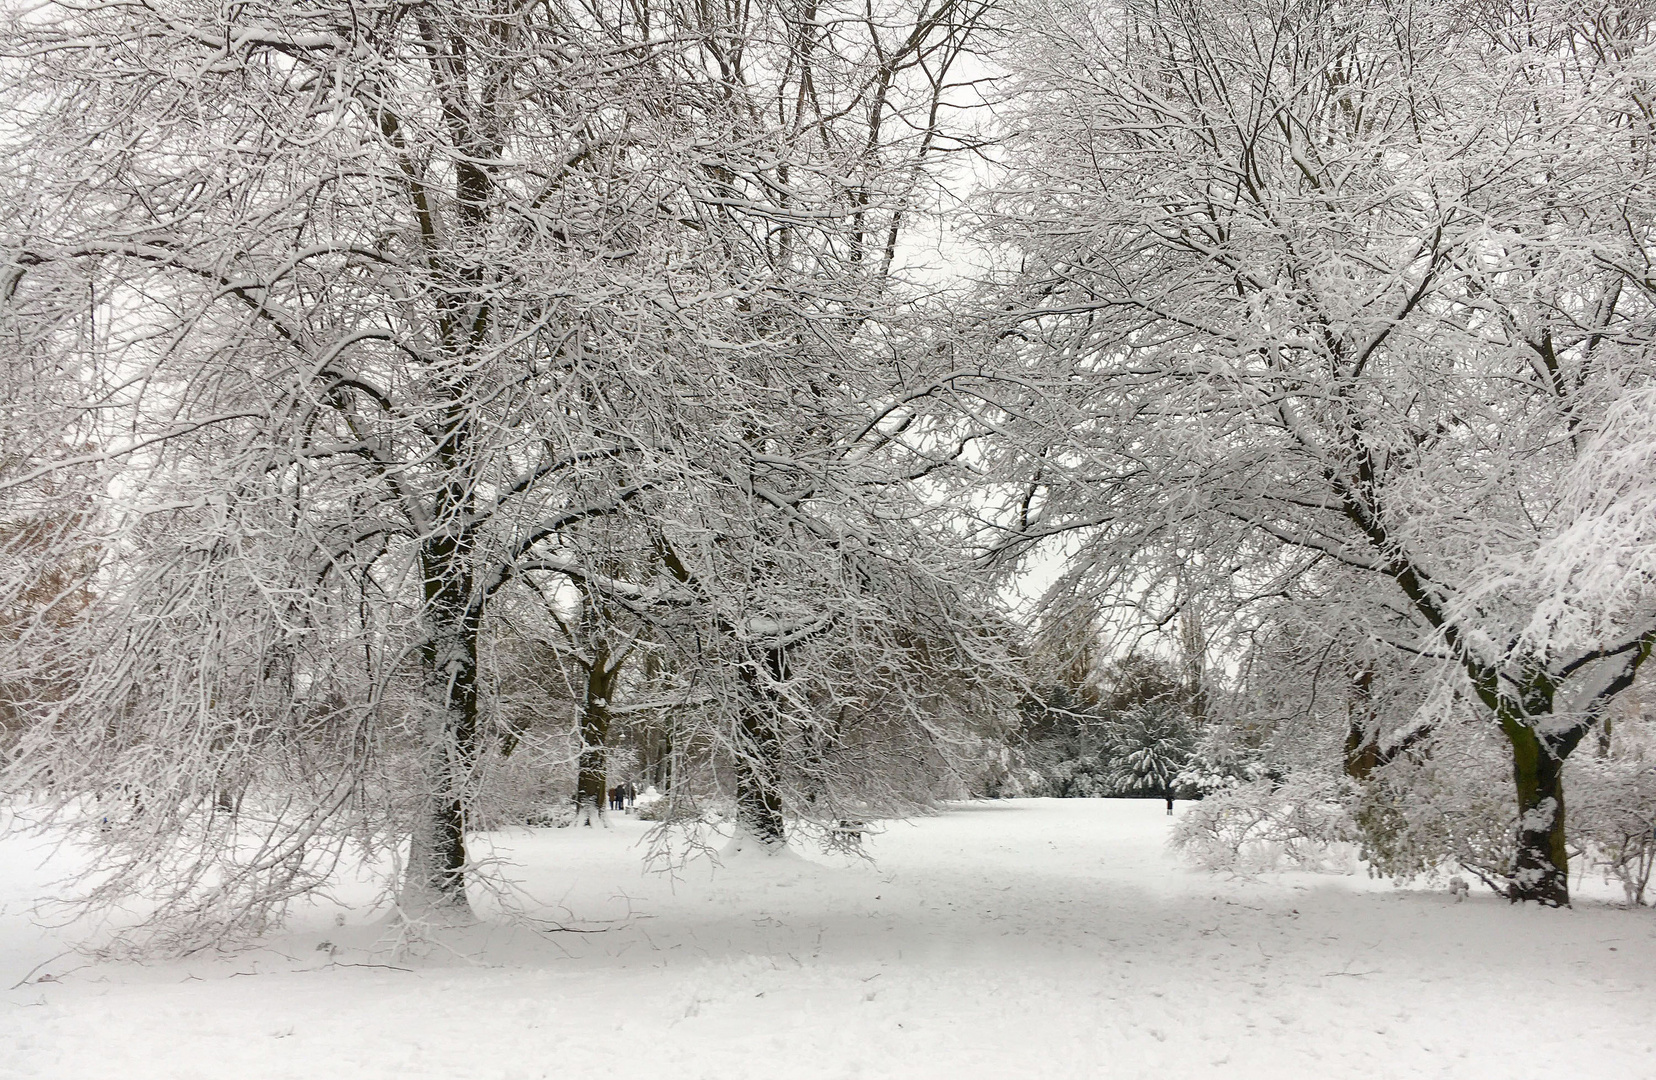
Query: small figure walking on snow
[{"left": 1448, "top": 876, "right": 1470, "bottom": 902}]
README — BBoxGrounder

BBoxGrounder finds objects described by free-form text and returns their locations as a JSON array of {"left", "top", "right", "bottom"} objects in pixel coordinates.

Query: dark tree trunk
[
  {"left": 638, "top": 649, "right": 670, "bottom": 791},
  {"left": 1344, "top": 722, "right": 1383, "bottom": 782},
  {"left": 404, "top": 516, "right": 481, "bottom": 915},
  {"left": 652, "top": 727, "right": 672, "bottom": 791},
  {"left": 574, "top": 642, "right": 616, "bottom": 827},
  {"left": 734, "top": 647, "right": 788, "bottom": 846},
  {"left": 1343, "top": 666, "right": 1380, "bottom": 781},
  {"left": 640, "top": 722, "right": 672, "bottom": 792},
  {"left": 735, "top": 733, "right": 786, "bottom": 846},
  {"left": 408, "top": 620, "right": 479, "bottom": 913},
  {"left": 1507, "top": 723, "right": 1571, "bottom": 907},
  {"left": 397, "top": 9, "right": 504, "bottom": 917},
  {"left": 411, "top": 624, "right": 478, "bottom": 911}
]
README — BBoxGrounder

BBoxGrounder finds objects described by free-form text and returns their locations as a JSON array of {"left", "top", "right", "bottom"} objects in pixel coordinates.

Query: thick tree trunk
[
  {"left": 1343, "top": 666, "right": 1380, "bottom": 781},
  {"left": 1343, "top": 722, "right": 1383, "bottom": 782},
  {"left": 734, "top": 647, "right": 788, "bottom": 846},
  {"left": 401, "top": 540, "right": 480, "bottom": 918},
  {"left": 406, "top": 779, "right": 469, "bottom": 915},
  {"left": 403, "top": 680, "right": 477, "bottom": 915},
  {"left": 735, "top": 738, "right": 786, "bottom": 844},
  {"left": 735, "top": 735, "right": 786, "bottom": 845},
  {"left": 1507, "top": 723, "right": 1571, "bottom": 906},
  {"left": 574, "top": 645, "right": 615, "bottom": 828}
]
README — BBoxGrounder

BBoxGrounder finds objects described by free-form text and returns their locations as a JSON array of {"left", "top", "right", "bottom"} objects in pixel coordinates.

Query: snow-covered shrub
[
  {"left": 636, "top": 796, "right": 708, "bottom": 823},
  {"left": 1024, "top": 753, "right": 1113, "bottom": 798},
  {"left": 525, "top": 804, "right": 576, "bottom": 829},
  {"left": 1569, "top": 733, "right": 1656, "bottom": 906},
  {"left": 1020, "top": 708, "right": 1199, "bottom": 800},
  {"left": 1349, "top": 734, "right": 1516, "bottom": 891},
  {"left": 1175, "top": 693, "right": 1296, "bottom": 795},
  {"left": 939, "top": 732, "right": 1033, "bottom": 798},
  {"left": 1172, "top": 778, "right": 1358, "bottom": 873},
  {"left": 1015, "top": 682, "right": 1113, "bottom": 798}
]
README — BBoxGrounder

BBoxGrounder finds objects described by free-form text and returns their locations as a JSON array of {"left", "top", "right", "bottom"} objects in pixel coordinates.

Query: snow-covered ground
[{"left": 4, "top": 799, "right": 1653, "bottom": 1079}]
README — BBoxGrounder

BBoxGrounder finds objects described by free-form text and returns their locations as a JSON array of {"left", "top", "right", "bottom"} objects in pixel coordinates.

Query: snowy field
[{"left": 4, "top": 799, "right": 1654, "bottom": 1080}]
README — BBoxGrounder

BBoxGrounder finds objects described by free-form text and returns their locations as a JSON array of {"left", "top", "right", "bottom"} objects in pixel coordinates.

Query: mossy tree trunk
[
  {"left": 1506, "top": 720, "right": 1571, "bottom": 907},
  {"left": 1478, "top": 651, "right": 1649, "bottom": 907}
]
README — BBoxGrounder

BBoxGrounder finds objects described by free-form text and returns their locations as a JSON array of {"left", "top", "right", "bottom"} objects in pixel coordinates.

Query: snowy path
[{"left": 4, "top": 799, "right": 1653, "bottom": 1079}]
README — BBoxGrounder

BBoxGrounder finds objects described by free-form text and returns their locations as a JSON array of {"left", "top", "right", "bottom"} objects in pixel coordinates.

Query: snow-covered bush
[
  {"left": 1569, "top": 730, "right": 1656, "bottom": 906},
  {"left": 1023, "top": 753, "right": 1112, "bottom": 798},
  {"left": 932, "top": 732, "right": 1033, "bottom": 799},
  {"left": 1176, "top": 692, "right": 1656, "bottom": 902},
  {"left": 466, "top": 727, "right": 578, "bottom": 832},
  {"left": 1175, "top": 722, "right": 1282, "bottom": 795},
  {"left": 635, "top": 796, "right": 711, "bottom": 823},
  {"left": 1349, "top": 743, "right": 1515, "bottom": 891},
  {"left": 525, "top": 804, "right": 577, "bottom": 829},
  {"left": 1172, "top": 778, "right": 1358, "bottom": 873}
]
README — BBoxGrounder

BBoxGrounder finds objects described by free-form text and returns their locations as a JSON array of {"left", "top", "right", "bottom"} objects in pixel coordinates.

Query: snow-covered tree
[
  {"left": 1109, "top": 702, "right": 1194, "bottom": 813},
  {"left": 523, "top": 0, "right": 1014, "bottom": 847},
  {"left": 0, "top": 0, "right": 1008, "bottom": 943},
  {"left": 1, "top": 0, "right": 755, "bottom": 930},
  {"left": 984, "top": 0, "right": 1656, "bottom": 903}
]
